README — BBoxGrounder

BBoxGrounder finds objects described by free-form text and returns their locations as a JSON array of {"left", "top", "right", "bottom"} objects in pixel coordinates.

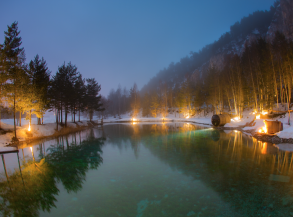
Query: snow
[
  {"left": 0, "top": 111, "right": 99, "bottom": 147},
  {"left": 1, "top": 105, "right": 293, "bottom": 147},
  {"left": 276, "top": 126, "right": 293, "bottom": 139},
  {"left": 275, "top": 144, "right": 293, "bottom": 152}
]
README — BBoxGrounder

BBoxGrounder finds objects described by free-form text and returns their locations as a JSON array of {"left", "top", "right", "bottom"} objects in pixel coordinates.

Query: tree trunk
[
  {"left": 13, "top": 92, "right": 17, "bottom": 139},
  {"left": 65, "top": 109, "right": 67, "bottom": 127},
  {"left": 29, "top": 110, "right": 31, "bottom": 127},
  {"left": 61, "top": 106, "right": 63, "bottom": 124},
  {"left": 56, "top": 109, "right": 58, "bottom": 131}
]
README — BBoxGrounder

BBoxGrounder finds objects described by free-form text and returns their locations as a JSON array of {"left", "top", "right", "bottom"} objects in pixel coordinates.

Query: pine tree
[
  {"left": 142, "top": 92, "right": 150, "bottom": 117},
  {"left": 129, "top": 83, "right": 140, "bottom": 118},
  {"left": 1, "top": 22, "right": 27, "bottom": 141},
  {"left": 150, "top": 91, "right": 159, "bottom": 117},
  {"left": 28, "top": 55, "right": 51, "bottom": 124},
  {"left": 85, "top": 78, "right": 103, "bottom": 121}
]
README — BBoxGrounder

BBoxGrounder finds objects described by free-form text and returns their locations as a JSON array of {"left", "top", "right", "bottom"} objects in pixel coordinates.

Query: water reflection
[
  {"left": 0, "top": 124, "right": 293, "bottom": 216},
  {"left": 0, "top": 129, "right": 104, "bottom": 217},
  {"left": 103, "top": 123, "right": 293, "bottom": 216}
]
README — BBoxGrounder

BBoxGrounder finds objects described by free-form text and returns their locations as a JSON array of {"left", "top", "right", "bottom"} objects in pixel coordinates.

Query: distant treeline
[
  {"left": 106, "top": 31, "right": 293, "bottom": 122},
  {"left": 105, "top": 1, "right": 293, "bottom": 123},
  {"left": 0, "top": 22, "right": 103, "bottom": 139}
]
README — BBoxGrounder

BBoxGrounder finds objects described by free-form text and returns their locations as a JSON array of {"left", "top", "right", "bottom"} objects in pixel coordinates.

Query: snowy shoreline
[{"left": 1, "top": 108, "right": 293, "bottom": 148}]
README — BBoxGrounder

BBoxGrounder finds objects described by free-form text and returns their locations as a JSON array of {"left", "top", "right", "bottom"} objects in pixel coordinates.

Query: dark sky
[{"left": 0, "top": 0, "right": 275, "bottom": 96}]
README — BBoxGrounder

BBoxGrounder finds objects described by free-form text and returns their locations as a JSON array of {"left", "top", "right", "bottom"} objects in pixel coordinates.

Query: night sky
[{"left": 0, "top": 0, "right": 275, "bottom": 96}]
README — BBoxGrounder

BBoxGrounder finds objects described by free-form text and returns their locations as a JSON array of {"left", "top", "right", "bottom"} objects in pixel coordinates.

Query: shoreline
[
  {"left": 5, "top": 118, "right": 292, "bottom": 148},
  {"left": 105, "top": 119, "right": 293, "bottom": 144},
  {"left": 8, "top": 121, "right": 102, "bottom": 149}
]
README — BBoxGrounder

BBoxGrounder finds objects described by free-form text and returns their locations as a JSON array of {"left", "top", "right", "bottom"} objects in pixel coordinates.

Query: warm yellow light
[
  {"left": 185, "top": 115, "right": 189, "bottom": 119},
  {"left": 256, "top": 115, "right": 260, "bottom": 119},
  {"left": 258, "top": 126, "right": 267, "bottom": 134},
  {"left": 132, "top": 118, "right": 137, "bottom": 122},
  {"left": 30, "top": 147, "right": 32, "bottom": 152},
  {"left": 261, "top": 142, "right": 267, "bottom": 154},
  {"left": 28, "top": 123, "right": 31, "bottom": 131},
  {"left": 262, "top": 111, "right": 268, "bottom": 115},
  {"left": 234, "top": 116, "right": 240, "bottom": 121}
]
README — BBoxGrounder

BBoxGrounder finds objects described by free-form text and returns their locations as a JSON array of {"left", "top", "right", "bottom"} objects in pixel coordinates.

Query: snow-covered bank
[
  {"left": 0, "top": 120, "right": 101, "bottom": 147},
  {"left": 1, "top": 107, "right": 293, "bottom": 148}
]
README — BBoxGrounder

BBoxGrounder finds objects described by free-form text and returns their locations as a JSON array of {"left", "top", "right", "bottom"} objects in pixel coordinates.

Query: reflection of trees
[
  {"left": 104, "top": 124, "right": 293, "bottom": 216},
  {"left": 0, "top": 129, "right": 105, "bottom": 217},
  {"left": 46, "top": 131, "right": 104, "bottom": 193},
  {"left": 0, "top": 158, "right": 59, "bottom": 217},
  {"left": 140, "top": 128, "right": 293, "bottom": 216}
]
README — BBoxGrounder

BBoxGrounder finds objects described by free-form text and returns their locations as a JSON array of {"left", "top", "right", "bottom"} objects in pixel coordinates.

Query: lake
[{"left": 0, "top": 123, "right": 292, "bottom": 217}]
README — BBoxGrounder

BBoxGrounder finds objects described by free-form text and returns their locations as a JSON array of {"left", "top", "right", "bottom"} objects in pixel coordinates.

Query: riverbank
[
  {"left": 0, "top": 120, "right": 101, "bottom": 148},
  {"left": 1, "top": 108, "right": 293, "bottom": 147},
  {"left": 105, "top": 116, "right": 293, "bottom": 145}
]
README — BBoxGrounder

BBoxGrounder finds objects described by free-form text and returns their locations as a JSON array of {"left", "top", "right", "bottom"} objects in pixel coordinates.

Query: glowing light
[
  {"left": 262, "top": 111, "right": 268, "bottom": 115},
  {"left": 258, "top": 126, "right": 267, "bottom": 134},
  {"left": 232, "top": 116, "right": 241, "bottom": 122},
  {"left": 30, "top": 147, "right": 32, "bottom": 152},
  {"left": 256, "top": 115, "right": 260, "bottom": 119},
  {"left": 234, "top": 130, "right": 238, "bottom": 133},
  {"left": 28, "top": 123, "right": 31, "bottom": 131},
  {"left": 132, "top": 118, "right": 137, "bottom": 122},
  {"left": 185, "top": 115, "right": 190, "bottom": 119}
]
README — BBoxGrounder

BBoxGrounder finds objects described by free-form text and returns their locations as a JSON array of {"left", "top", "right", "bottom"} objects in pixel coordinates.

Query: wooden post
[
  {"left": 1, "top": 155, "right": 9, "bottom": 182},
  {"left": 17, "top": 152, "right": 24, "bottom": 185}
]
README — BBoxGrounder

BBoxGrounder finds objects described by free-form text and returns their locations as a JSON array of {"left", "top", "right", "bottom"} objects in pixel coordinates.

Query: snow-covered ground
[
  {"left": 1, "top": 106, "right": 293, "bottom": 148},
  {"left": 0, "top": 113, "right": 101, "bottom": 147}
]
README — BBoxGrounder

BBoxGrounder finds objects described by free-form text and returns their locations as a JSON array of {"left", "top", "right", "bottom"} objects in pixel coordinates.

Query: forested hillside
[{"left": 105, "top": 0, "right": 293, "bottom": 120}]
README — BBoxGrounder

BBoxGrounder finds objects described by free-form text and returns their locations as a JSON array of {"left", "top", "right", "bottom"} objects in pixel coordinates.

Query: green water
[{"left": 1, "top": 123, "right": 293, "bottom": 217}]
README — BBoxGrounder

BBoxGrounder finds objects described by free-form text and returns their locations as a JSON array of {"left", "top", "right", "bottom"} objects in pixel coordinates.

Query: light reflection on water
[{"left": 0, "top": 123, "right": 293, "bottom": 216}]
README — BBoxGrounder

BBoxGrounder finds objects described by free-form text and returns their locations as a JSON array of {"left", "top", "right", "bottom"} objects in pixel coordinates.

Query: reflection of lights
[
  {"left": 234, "top": 130, "right": 238, "bottom": 133},
  {"left": 28, "top": 123, "right": 31, "bottom": 131},
  {"left": 261, "top": 142, "right": 267, "bottom": 154},
  {"left": 132, "top": 122, "right": 137, "bottom": 125},
  {"left": 256, "top": 114, "right": 260, "bottom": 119}
]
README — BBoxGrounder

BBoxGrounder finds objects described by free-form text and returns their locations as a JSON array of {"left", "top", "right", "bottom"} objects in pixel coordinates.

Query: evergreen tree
[
  {"left": 142, "top": 92, "right": 150, "bottom": 117},
  {"left": 28, "top": 55, "right": 51, "bottom": 124},
  {"left": 85, "top": 78, "right": 103, "bottom": 121},
  {"left": 1, "top": 22, "right": 27, "bottom": 140}
]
